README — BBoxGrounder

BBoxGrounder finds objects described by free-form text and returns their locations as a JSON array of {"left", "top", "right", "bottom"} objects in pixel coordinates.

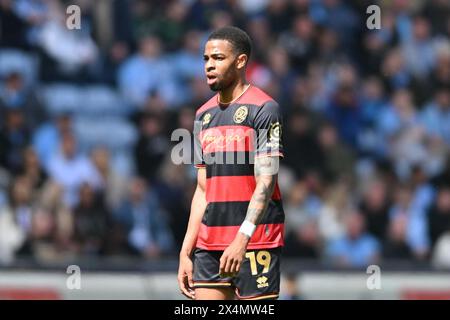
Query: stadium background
[{"left": 0, "top": 0, "right": 449, "bottom": 299}]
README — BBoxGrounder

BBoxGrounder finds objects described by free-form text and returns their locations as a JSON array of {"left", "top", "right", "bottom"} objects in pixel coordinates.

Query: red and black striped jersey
[{"left": 193, "top": 84, "right": 285, "bottom": 251}]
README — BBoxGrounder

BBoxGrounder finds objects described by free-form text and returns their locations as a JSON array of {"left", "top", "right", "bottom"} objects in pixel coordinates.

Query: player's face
[{"left": 203, "top": 39, "right": 239, "bottom": 91}]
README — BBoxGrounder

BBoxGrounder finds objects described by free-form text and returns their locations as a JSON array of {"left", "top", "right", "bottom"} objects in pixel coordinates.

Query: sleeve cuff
[{"left": 255, "top": 151, "right": 284, "bottom": 159}]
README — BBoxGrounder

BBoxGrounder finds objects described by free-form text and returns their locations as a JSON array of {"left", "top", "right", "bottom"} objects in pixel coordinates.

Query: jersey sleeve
[
  {"left": 193, "top": 115, "right": 205, "bottom": 168},
  {"left": 253, "top": 100, "right": 284, "bottom": 158}
]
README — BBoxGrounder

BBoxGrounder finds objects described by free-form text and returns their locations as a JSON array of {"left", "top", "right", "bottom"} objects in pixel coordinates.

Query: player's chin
[{"left": 208, "top": 81, "right": 222, "bottom": 91}]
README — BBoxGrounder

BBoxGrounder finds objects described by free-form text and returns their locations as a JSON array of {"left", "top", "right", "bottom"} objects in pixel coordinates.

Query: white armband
[{"left": 239, "top": 220, "right": 256, "bottom": 238}]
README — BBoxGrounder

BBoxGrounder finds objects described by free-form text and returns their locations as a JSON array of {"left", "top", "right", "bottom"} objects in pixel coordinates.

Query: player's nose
[{"left": 205, "top": 60, "right": 215, "bottom": 71}]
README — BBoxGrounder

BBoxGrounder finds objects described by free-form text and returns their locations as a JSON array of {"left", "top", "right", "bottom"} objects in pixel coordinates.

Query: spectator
[
  {"left": 114, "top": 177, "right": 175, "bottom": 258},
  {"left": 245, "top": 15, "right": 273, "bottom": 63},
  {"left": 0, "top": 166, "right": 10, "bottom": 208},
  {"left": 317, "top": 121, "right": 355, "bottom": 182},
  {"left": 35, "top": 0, "right": 99, "bottom": 82},
  {"left": 46, "top": 132, "right": 102, "bottom": 208},
  {"left": 284, "top": 179, "right": 322, "bottom": 234},
  {"left": 432, "top": 230, "right": 450, "bottom": 269},
  {"left": 280, "top": 273, "right": 303, "bottom": 300},
  {"left": 72, "top": 183, "right": 109, "bottom": 255},
  {"left": 427, "top": 186, "right": 450, "bottom": 247},
  {"left": 420, "top": 86, "right": 450, "bottom": 146},
  {"left": 155, "top": 157, "right": 193, "bottom": 250},
  {"left": 423, "top": 0, "right": 450, "bottom": 37},
  {"left": 358, "top": 77, "right": 387, "bottom": 156},
  {"left": 284, "top": 180, "right": 322, "bottom": 258},
  {"left": 31, "top": 180, "right": 72, "bottom": 256},
  {"left": 266, "top": 0, "right": 292, "bottom": 34},
  {"left": 377, "top": 89, "right": 426, "bottom": 179},
  {"left": 284, "top": 219, "right": 321, "bottom": 259},
  {"left": 95, "top": 41, "right": 130, "bottom": 86},
  {"left": 0, "top": 71, "right": 47, "bottom": 130},
  {"left": 283, "top": 109, "right": 324, "bottom": 178},
  {"left": 0, "top": 176, "right": 33, "bottom": 263},
  {"left": 311, "top": 0, "right": 360, "bottom": 55},
  {"left": 361, "top": 11, "right": 399, "bottom": 76},
  {"left": 0, "top": 0, "right": 29, "bottom": 48},
  {"left": 156, "top": 1, "right": 189, "bottom": 51},
  {"left": 0, "top": 109, "right": 30, "bottom": 174},
  {"left": 379, "top": 48, "right": 413, "bottom": 95},
  {"left": 325, "top": 211, "right": 381, "bottom": 268},
  {"left": 130, "top": 0, "right": 159, "bottom": 40},
  {"left": 170, "top": 30, "right": 205, "bottom": 102},
  {"left": 15, "top": 206, "right": 59, "bottom": 261},
  {"left": 316, "top": 26, "right": 341, "bottom": 68},
  {"left": 0, "top": 203, "right": 25, "bottom": 264},
  {"left": 430, "top": 43, "right": 450, "bottom": 89},
  {"left": 117, "top": 35, "right": 179, "bottom": 108},
  {"left": 432, "top": 156, "right": 450, "bottom": 191},
  {"left": 90, "top": 146, "right": 128, "bottom": 212},
  {"left": 389, "top": 183, "right": 429, "bottom": 260},
  {"left": 264, "top": 46, "right": 297, "bottom": 107},
  {"left": 383, "top": 213, "right": 414, "bottom": 259},
  {"left": 326, "top": 90, "right": 361, "bottom": 150},
  {"left": 409, "top": 165, "right": 435, "bottom": 215},
  {"left": 16, "top": 146, "right": 47, "bottom": 191},
  {"left": 401, "top": 15, "right": 437, "bottom": 79},
  {"left": 186, "top": 0, "right": 231, "bottom": 31},
  {"left": 6, "top": 176, "right": 34, "bottom": 240},
  {"left": 318, "top": 181, "right": 351, "bottom": 242},
  {"left": 278, "top": 14, "right": 316, "bottom": 74},
  {"left": 134, "top": 112, "right": 170, "bottom": 183},
  {"left": 359, "top": 179, "right": 390, "bottom": 241},
  {"left": 175, "top": 30, "right": 204, "bottom": 80},
  {"left": 32, "top": 112, "right": 73, "bottom": 169}
]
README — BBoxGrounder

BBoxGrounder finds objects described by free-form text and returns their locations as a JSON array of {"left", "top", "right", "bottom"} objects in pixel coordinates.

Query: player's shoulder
[
  {"left": 240, "top": 85, "right": 278, "bottom": 108},
  {"left": 196, "top": 94, "right": 218, "bottom": 116}
]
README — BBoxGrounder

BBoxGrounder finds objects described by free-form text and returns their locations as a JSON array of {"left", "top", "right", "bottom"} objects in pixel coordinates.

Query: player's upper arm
[
  {"left": 253, "top": 100, "right": 284, "bottom": 159},
  {"left": 197, "top": 167, "right": 206, "bottom": 192}
]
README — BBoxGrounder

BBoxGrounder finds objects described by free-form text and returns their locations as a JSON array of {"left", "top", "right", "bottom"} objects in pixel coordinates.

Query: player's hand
[
  {"left": 219, "top": 233, "right": 250, "bottom": 278},
  {"left": 178, "top": 255, "right": 196, "bottom": 299}
]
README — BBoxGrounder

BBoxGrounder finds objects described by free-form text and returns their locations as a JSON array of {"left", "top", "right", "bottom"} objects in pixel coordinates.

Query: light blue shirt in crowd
[{"left": 326, "top": 233, "right": 381, "bottom": 268}]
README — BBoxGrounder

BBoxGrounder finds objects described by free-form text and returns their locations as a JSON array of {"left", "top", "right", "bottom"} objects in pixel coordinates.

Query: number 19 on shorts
[{"left": 245, "top": 250, "right": 271, "bottom": 275}]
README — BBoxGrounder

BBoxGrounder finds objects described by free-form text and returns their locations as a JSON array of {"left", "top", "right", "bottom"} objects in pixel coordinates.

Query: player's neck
[{"left": 218, "top": 79, "right": 250, "bottom": 105}]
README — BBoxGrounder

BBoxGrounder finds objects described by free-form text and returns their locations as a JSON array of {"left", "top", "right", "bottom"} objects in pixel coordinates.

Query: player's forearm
[
  {"left": 180, "top": 186, "right": 207, "bottom": 258},
  {"left": 244, "top": 174, "right": 276, "bottom": 225},
  {"left": 243, "top": 156, "right": 278, "bottom": 226}
]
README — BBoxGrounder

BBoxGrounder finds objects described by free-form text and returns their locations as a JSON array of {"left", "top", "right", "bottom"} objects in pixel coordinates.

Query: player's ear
[{"left": 236, "top": 53, "right": 248, "bottom": 70}]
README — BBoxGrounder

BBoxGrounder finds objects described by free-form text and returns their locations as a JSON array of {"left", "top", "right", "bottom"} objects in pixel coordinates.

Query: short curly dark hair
[{"left": 207, "top": 26, "right": 252, "bottom": 60}]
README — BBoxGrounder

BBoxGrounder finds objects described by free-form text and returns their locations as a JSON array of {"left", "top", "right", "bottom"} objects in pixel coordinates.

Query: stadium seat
[
  {"left": 40, "top": 83, "right": 82, "bottom": 115},
  {"left": 73, "top": 116, "right": 138, "bottom": 152},
  {"left": 79, "top": 85, "right": 133, "bottom": 117},
  {"left": 0, "top": 49, "right": 39, "bottom": 85}
]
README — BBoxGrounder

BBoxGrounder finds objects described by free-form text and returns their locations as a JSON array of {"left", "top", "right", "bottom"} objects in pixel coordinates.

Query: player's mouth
[{"left": 206, "top": 74, "right": 218, "bottom": 85}]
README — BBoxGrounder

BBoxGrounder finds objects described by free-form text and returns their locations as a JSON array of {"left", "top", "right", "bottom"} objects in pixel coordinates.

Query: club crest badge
[
  {"left": 233, "top": 106, "right": 248, "bottom": 124},
  {"left": 202, "top": 113, "right": 211, "bottom": 125}
]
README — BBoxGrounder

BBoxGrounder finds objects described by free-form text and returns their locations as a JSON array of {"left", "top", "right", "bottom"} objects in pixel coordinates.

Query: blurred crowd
[{"left": 0, "top": 0, "right": 449, "bottom": 269}]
